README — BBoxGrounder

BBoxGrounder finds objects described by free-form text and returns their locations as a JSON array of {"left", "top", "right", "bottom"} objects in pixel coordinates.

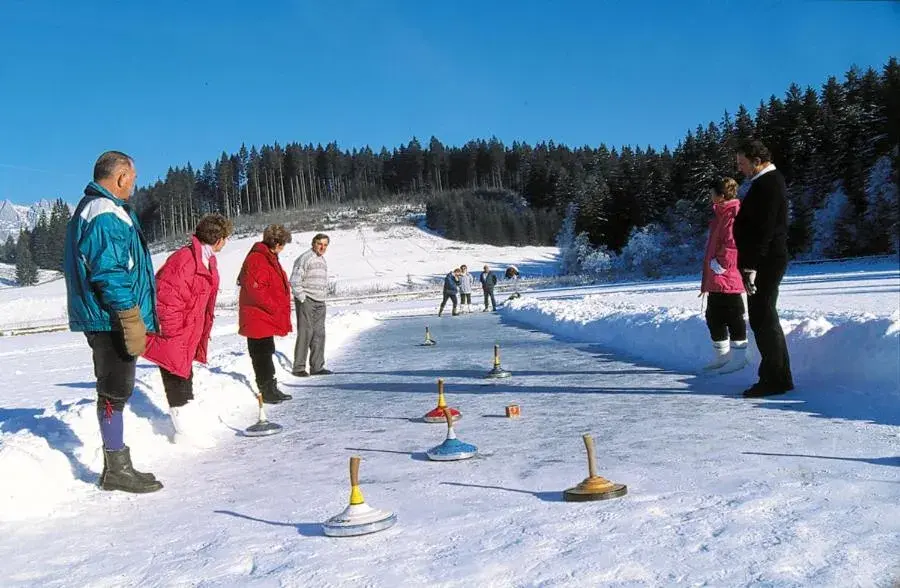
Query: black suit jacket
[{"left": 733, "top": 169, "right": 789, "bottom": 270}]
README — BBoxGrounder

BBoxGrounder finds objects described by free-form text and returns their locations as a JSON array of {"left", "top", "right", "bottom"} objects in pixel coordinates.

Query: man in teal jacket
[{"left": 64, "top": 151, "right": 162, "bottom": 493}]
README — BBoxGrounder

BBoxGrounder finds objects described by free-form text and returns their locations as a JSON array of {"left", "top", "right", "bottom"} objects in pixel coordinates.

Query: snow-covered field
[
  {"left": 0, "top": 222, "right": 558, "bottom": 331},
  {"left": 0, "top": 224, "right": 898, "bottom": 586}
]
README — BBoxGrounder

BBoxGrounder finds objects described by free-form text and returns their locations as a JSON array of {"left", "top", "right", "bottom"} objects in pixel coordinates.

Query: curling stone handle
[
  {"left": 582, "top": 434, "right": 598, "bottom": 478},
  {"left": 437, "top": 378, "right": 444, "bottom": 394},
  {"left": 349, "top": 456, "right": 361, "bottom": 487},
  {"left": 494, "top": 344, "right": 500, "bottom": 365},
  {"left": 442, "top": 406, "right": 454, "bottom": 428}
]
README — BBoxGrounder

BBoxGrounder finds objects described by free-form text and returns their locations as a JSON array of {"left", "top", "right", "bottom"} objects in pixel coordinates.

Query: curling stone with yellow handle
[
  {"left": 423, "top": 379, "right": 461, "bottom": 423},
  {"left": 322, "top": 456, "right": 397, "bottom": 537}
]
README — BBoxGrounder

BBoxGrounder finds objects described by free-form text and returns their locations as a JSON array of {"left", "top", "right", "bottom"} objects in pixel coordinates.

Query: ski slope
[{"left": 0, "top": 230, "right": 897, "bottom": 585}]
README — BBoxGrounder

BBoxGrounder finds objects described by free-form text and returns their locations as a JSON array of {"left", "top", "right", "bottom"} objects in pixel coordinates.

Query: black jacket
[
  {"left": 480, "top": 271, "right": 497, "bottom": 292},
  {"left": 733, "top": 169, "right": 789, "bottom": 270}
]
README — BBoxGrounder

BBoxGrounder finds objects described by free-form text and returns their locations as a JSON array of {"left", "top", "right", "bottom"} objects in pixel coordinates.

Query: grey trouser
[{"left": 294, "top": 298, "right": 326, "bottom": 372}]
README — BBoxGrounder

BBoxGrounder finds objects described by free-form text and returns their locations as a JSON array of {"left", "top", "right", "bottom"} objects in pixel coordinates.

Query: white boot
[
  {"left": 170, "top": 403, "right": 216, "bottom": 449},
  {"left": 703, "top": 340, "right": 731, "bottom": 371},
  {"left": 714, "top": 340, "right": 749, "bottom": 374}
]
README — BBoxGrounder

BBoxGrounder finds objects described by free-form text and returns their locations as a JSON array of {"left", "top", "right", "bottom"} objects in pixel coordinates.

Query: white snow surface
[{"left": 0, "top": 229, "right": 898, "bottom": 586}]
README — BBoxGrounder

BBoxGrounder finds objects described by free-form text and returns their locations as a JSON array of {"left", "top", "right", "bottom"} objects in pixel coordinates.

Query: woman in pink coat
[
  {"left": 700, "top": 177, "right": 748, "bottom": 373},
  {"left": 144, "top": 214, "right": 233, "bottom": 447}
]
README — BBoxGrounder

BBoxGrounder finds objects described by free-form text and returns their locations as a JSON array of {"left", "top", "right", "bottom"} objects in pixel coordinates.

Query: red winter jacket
[
  {"left": 144, "top": 236, "right": 220, "bottom": 378},
  {"left": 701, "top": 199, "right": 745, "bottom": 294},
  {"left": 238, "top": 242, "right": 292, "bottom": 339}
]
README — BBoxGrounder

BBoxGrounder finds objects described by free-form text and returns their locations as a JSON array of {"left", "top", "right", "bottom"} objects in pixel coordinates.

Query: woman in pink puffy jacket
[
  {"left": 700, "top": 177, "right": 748, "bottom": 374},
  {"left": 143, "top": 214, "right": 233, "bottom": 447}
]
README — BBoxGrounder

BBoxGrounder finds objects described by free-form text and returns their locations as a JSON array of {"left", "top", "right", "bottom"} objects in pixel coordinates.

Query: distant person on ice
[
  {"left": 480, "top": 264, "right": 498, "bottom": 311},
  {"left": 699, "top": 178, "right": 749, "bottom": 374},
  {"left": 143, "top": 214, "right": 233, "bottom": 448},
  {"left": 290, "top": 233, "right": 332, "bottom": 377},
  {"left": 505, "top": 265, "right": 521, "bottom": 299},
  {"left": 734, "top": 139, "right": 794, "bottom": 398},
  {"left": 63, "top": 150, "right": 162, "bottom": 494},
  {"left": 438, "top": 267, "right": 461, "bottom": 317},
  {"left": 458, "top": 264, "right": 474, "bottom": 313},
  {"left": 237, "top": 224, "right": 294, "bottom": 404}
]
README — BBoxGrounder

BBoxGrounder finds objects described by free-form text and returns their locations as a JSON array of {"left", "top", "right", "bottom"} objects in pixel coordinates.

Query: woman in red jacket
[
  {"left": 144, "top": 214, "right": 233, "bottom": 447},
  {"left": 238, "top": 224, "right": 294, "bottom": 404},
  {"left": 700, "top": 177, "right": 749, "bottom": 374}
]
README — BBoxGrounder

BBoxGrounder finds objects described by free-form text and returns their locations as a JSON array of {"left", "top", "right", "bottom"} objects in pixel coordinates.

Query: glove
[
  {"left": 117, "top": 306, "right": 147, "bottom": 357},
  {"left": 296, "top": 295, "right": 306, "bottom": 305},
  {"left": 742, "top": 270, "right": 758, "bottom": 296},
  {"left": 709, "top": 259, "right": 726, "bottom": 275}
]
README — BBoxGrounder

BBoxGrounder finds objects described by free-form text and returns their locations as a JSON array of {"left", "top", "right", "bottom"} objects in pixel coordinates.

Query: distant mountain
[{"left": 0, "top": 199, "right": 60, "bottom": 242}]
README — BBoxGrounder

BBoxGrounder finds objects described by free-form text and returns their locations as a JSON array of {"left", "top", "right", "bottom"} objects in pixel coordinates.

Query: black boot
[
  {"left": 99, "top": 445, "right": 156, "bottom": 484},
  {"left": 100, "top": 446, "right": 163, "bottom": 493},
  {"left": 271, "top": 379, "right": 292, "bottom": 401},
  {"left": 259, "top": 380, "right": 283, "bottom": 404}
]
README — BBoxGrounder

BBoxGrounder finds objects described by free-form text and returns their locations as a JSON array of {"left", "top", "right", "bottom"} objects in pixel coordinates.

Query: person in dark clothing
[
  {"left": 733, "top": 139, "right": 794, "bottom": 398},
  {"left": 438, "top": 268, "right": 461, "bottom": 317},
  {"left": 479, "top": 264, "right": 498, "bottom": 311}
]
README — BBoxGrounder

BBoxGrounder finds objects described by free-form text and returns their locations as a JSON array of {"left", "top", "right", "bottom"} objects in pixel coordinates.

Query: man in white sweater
[{"left": 290, "top": 233, "right": 331, "bottom": 376}]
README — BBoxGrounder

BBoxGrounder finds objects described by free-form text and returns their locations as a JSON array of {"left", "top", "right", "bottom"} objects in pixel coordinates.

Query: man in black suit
[{"left": 733, "top": 139, "right": 794, "bottom": 398}]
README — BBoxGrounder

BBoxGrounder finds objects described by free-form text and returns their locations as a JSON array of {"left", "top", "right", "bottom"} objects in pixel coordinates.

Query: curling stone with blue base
[
  {"left": 322, "top": 456, "right": 397, "bottom": 537},
  {"left": 426, "top": 407, "right": 477, "bottom": 461}
]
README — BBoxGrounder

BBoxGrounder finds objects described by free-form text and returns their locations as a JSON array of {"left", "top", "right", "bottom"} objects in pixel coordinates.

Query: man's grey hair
[{"left": 93, "top": 151, "right": 133, "bottom": 181}]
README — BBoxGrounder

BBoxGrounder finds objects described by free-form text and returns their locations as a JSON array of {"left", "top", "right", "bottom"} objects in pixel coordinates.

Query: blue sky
[{"left": 0, "top": 0, "right": 898, "bottom": 205}]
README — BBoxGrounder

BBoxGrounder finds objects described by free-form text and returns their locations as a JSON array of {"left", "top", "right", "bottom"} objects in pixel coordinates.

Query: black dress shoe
[
  {"left": 742, "top": 382, "right": 792, "bottom": 398},
  {"left": 292, "top": 370, "right": 309, "bottom": 377},
  {"left": 311, "top": 368, "right": 333, "bottom": 375}
]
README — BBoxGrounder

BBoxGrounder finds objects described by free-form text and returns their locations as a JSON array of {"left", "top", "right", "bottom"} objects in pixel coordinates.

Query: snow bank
[
  {"left": 502, "top": 296, "right": 900, "bottom": 393},
  {"left": 0, "top": 310, "right": 379, "bottom": 522}
]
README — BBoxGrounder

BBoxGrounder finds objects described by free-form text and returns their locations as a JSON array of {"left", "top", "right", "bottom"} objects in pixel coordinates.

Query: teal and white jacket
[{"left": 63, "top": 182, "right": 158, "bottom": 333}]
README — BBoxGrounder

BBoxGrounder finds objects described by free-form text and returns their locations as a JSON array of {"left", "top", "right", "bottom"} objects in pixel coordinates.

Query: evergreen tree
[
  {"left": 30, "top": 211, "right": 51, "bottom": 269},
  {"left": 15, "top": 230, "right": 38, "bottom": 286},
  {"left": 1, "top": 235, "right": 15, "bottom": 264}
]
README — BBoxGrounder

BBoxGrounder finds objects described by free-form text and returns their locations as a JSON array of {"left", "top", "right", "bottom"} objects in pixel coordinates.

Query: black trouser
[
  {"left": 483, "top": 289, "right": 496, "bottom": 310},
  {"left": 747, "top": 258, "right": 793, "bottom": 388},
  {"left": 439, "top": 292, "right": 458, "bottom": 314},
  {"left": 247, "top": 336, "right": 276, "bottom": 385},
  {"left": 460, "top": 293, "right": 471, "bottom": 305},
  {"left": 705, "top": 292, "right": 747, "bottom": 342},
  {"left": 86, "top": 331, "right": 136, "bottom": 412},
  {"left": 160, "top": 367, "right": 194, "bottom": 408}
]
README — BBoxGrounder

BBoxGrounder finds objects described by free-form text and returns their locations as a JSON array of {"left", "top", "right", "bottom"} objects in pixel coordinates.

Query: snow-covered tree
[
  {"left": 555, "top": 202, "right": 581, "bottom": 275},
  {"left": 863, "top": 154, "right": 899, "bottom": 253},
  {"left": 811, "top": 184, "right": 855, "bottom": 258}
]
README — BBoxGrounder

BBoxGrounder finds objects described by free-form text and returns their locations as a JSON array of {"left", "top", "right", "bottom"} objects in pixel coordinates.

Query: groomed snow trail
[{"left": 2, "top": 311, "right": 898, "bottom": 587}]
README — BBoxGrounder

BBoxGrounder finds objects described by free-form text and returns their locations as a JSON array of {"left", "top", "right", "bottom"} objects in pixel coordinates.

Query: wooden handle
[
  {"left": 582, "top": 434, "right": 597, "bottom": 478},
  {"left": 350, "top": 456, "right": 360, "bottom": 486},
  {"left": 257, "top": 393, "right": 263, "bottom": 409},
  {"left": 437, "top": 378, "right": 444, "bottom": 394},
  {"left": 442, "top": 406, "right": 454, "bottom": 427}
]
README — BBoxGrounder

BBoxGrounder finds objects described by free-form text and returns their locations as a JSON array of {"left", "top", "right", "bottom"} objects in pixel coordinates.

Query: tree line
[
  {"left": 131, "top": 58, "right": 899, "bottom": 263},
  {"left": 2, "top": 199, "right": 72, "bottom": 285},
  {"left": 424, "top": 190, "right": 561, "bottom": 246}
]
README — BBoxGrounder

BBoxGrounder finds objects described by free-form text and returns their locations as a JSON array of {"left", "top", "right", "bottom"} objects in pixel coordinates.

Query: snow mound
[
  {"left": 0, "top": 309, "right": 379, "bottom": 521},
  {"left": 502, "top": 296, "right": 900, "bottom": 394}
]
